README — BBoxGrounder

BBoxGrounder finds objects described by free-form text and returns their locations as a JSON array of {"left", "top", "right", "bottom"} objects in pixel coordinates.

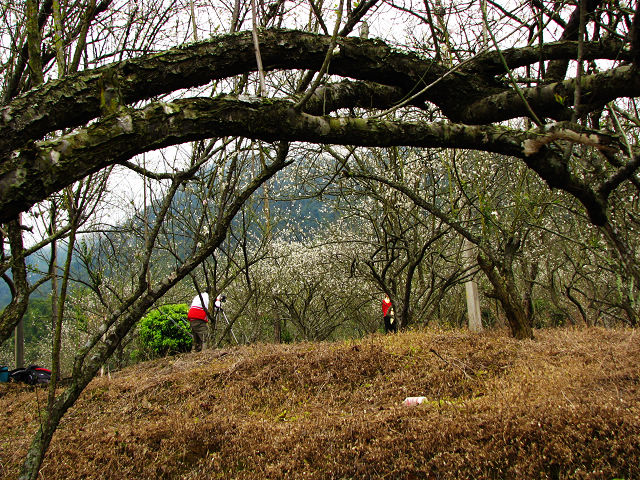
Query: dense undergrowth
[{"left": 1, "top": 327, "right": 639, "bottom": 479}]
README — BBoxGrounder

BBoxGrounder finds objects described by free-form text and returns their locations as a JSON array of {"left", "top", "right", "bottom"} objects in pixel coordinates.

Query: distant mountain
[
  {"left": 1, "top": 161, "right": 339, "bottom": 308},
  {"left": 0, "top": 248, "right": 52, "bottom": 308}
]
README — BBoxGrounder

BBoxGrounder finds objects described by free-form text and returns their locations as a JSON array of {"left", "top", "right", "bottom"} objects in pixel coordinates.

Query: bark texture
[
  {"left": 2, "top": 30, "right": 635, "bottom": 155},
  {"left": 1, "top": 29, "right": 637, "bottom": 226}
]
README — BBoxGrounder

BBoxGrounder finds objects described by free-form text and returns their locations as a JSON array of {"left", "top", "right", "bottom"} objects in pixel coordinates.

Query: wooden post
[{"left": 463, "top": 238, "right": 483, "bottom": 333}]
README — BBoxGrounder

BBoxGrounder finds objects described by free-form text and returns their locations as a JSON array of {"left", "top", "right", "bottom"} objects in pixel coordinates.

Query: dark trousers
[
  {"left": 384, "top": 315, "right": 397, "bottom": 333},
  {"left": 190, "top": 319, "right": 208, "bottom": 352}
]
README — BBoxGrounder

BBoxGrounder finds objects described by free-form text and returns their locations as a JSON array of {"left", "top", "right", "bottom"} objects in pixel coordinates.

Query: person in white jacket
[{"left": 187, "top": 292, "right": 210, "bottom": 352}]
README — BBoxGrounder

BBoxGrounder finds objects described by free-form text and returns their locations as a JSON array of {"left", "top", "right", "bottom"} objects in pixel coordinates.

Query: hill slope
[{"left": 1, "top": 327, "right": 639, "bottom": 479}]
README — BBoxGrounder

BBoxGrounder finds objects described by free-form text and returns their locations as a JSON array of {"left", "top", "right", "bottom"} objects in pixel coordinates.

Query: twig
[
  {"left": 294, "top": 0, "right": 344, "bottom": 111},
  {"left": 251, "top": 0, "right": 266, "bottom": 96},
  {"left": 34, "top": 383, "right": 44, "bottom": 431},
  {"left": 430, "top": 348, "right": 473, "bottom": 379}
]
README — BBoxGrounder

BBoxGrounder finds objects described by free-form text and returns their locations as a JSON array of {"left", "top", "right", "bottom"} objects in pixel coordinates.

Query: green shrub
[{"left": 138, "top": 304, "right": 192, "bottom": 358}]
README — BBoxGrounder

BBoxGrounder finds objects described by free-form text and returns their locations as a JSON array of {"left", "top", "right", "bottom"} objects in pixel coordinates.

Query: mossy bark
[
  {"left": 3, "top": 30, "right": 635, "bottom": 157},
  {"left": 0, "top": 30, "right": 631, "bottom": 226},
  {"left": 0, "top": 220, "right": 30, "bottom": 346}
]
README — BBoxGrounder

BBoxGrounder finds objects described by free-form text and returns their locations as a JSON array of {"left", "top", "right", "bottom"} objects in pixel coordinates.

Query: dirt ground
[{"left": 1, "top": 327, "right": 639, "bottom": 479}]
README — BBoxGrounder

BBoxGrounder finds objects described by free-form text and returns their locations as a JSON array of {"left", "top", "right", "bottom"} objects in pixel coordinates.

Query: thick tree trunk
[
  {"left": 2, "top": 97, "right": 548, "bottom": 224},
  {"left": 1, "top": 30, "right": 634, "bottom": 226},
  {"left": 477, "top": 254, "right": 533, "bottom": 340},
  {"left": 0, "top": 219, "right": 30, "bottom": 347},
  {"left": 2, "top": 29, "right": 635, "bottom": 158}
]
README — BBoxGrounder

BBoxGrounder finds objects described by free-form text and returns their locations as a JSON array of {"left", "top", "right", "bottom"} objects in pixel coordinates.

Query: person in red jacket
[
  {"left": 382, "top": 294, "right": 396, "bottom": 333},
  {"left": 188, "top": 291, "right": 210, "bottom": 352}
]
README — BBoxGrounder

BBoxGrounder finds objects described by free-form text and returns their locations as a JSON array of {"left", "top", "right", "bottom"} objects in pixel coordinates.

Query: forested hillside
[{"left": 2, "top": 327, "right": 639, "bottom": 479}]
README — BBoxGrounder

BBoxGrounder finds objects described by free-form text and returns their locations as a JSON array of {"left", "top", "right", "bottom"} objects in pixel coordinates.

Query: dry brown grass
[{"left": 1, "top": 327, "right": 639, "bottom": 479}]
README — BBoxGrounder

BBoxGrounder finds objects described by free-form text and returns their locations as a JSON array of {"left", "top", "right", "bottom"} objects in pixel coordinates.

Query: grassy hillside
[{"left": 1, "top": 327, "right": 639, "bottom": 479}]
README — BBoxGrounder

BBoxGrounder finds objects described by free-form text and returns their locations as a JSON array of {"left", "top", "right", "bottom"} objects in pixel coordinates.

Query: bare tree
[{"left": 326, "top": 146, "right": 461, "bottom": 330}]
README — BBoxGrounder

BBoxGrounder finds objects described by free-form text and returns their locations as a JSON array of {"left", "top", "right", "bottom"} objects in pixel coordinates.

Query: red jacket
[
  {"left": 188, "top": 293, "right": 209, "bottom": 322},
  {"left": 382, "top": 298, "right": 392, "bottom": 316},
  {"left": 187, "top": 305, "right": 208, "bottom": 321}
]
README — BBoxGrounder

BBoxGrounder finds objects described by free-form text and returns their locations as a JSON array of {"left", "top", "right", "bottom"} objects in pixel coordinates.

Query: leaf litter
[{"left": 1, "top": 327, "right": 638, "bottom": 479}]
